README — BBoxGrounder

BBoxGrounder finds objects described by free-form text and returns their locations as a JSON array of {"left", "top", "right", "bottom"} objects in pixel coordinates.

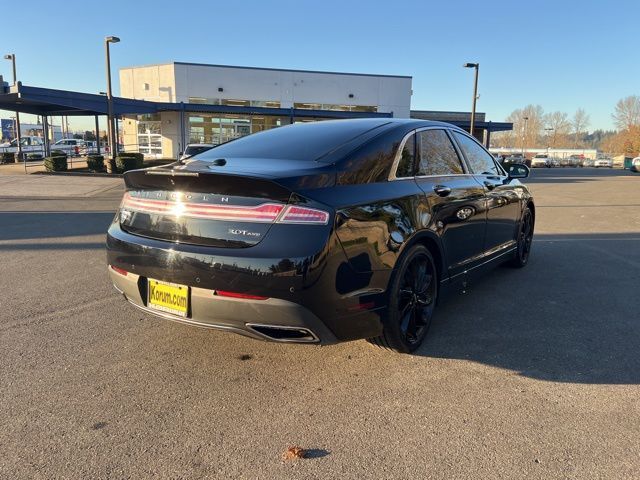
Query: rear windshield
[{"left": 196, "top": 119, "right": 390, "bottom": 162}]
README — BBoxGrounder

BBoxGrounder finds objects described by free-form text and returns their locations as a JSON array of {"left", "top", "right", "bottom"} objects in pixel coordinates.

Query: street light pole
[
  {"left": 463, "top": 62, "right": 479, "bottom": 137},
  {"left": 522, "top": 116, "right": 529, "bottom": 157},
  {"left": 104, "top": 36, "right": 120, "bottom": 162},
  {"left": 4, "top": 53, "right": 22, "bottom": 161}
]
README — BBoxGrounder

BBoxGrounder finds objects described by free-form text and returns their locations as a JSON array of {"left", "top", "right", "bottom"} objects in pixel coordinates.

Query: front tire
[{"left": 368, "top": 245, "right": 438, "bottom": 353}]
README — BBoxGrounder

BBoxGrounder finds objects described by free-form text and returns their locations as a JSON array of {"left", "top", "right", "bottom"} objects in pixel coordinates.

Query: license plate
[{"left": 147, "top": 279, "right": 189, "bottom": 317}]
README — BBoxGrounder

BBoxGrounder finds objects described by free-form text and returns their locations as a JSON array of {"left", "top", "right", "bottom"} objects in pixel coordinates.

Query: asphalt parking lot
[{"left": 1, "top": 168, "right": 639, "bottom": 479}]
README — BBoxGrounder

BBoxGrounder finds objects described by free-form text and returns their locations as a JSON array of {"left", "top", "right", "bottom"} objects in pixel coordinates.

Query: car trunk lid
[{"left": 119, "top": 163, "right": 331, "bottom": 247}]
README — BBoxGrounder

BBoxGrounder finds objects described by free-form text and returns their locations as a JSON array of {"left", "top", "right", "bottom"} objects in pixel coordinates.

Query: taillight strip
[
  {"left": 122, "top": 193, "right": 284, "bottom": 222},
  {"left": 120, "top": 193, "right": 330, "bottom": 225}
]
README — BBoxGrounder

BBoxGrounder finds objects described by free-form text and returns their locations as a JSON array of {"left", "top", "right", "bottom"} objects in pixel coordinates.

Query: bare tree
[
  {"left": 545, "top": 111, "right": 570, "bottom": 147},
  {"left": 571, "top": 108, "right": 590, "bottom": 147},
  {"left": 612, "top": 96, "right": 640, "bottom": 130},
  {"left": 505, "top": 104, "right": 545, "bottom": 150}
]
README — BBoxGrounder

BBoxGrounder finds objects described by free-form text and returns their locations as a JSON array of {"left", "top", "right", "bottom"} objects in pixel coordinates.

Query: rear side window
[
  {"left": 452, "top": 131, "right": 502, "bottom": 176},
  {"left": 395, "top": 133, "right": 416, "bottom": 178},
  {"left": 417, "top": 130, "right": 464, "bottom": 176}
]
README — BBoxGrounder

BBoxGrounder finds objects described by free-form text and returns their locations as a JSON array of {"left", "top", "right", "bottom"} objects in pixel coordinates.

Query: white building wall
[
  {"left": 172, "top": 63, "right": 411, "bottom": 116},
  {"left": 119, "top": 64, "right": 177, "bottom": 102}
]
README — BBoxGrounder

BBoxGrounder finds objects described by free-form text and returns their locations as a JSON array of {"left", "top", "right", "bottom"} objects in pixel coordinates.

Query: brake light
[
  {"left": 215, "top": 290, "right": 268, "bottom": 300},
  {"left": 277, "top": 205, "right": 330, "bottom": 225},
  {"left": 110, "top": 265, "right": 128, "bottom": 276}
]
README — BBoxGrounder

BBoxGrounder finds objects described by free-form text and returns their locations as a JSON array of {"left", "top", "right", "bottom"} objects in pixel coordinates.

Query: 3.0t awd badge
[{"left": 228, "top": 228, "right": 261, "bottom": 237}]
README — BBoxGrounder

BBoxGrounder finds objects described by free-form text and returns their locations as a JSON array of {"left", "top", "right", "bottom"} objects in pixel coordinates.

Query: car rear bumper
[
  {"left": 109, "top": 266, "right": 339, "bottom": 344},
  {"left": 106, "top": 222, "right": 388, "bottom": 344}
]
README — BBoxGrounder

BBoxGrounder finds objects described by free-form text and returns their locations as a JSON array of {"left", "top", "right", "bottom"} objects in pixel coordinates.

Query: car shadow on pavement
[
  {"left": 0, "top": 211, "right": 115, "bottom": 242},
  {"left": 416, "top": 232, "right": 640, "bottom": 385}
]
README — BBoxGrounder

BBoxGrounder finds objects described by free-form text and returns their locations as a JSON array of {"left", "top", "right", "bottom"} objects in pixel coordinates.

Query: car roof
[{"left": 196, "top": 118, "right": 467, "bottom": 163}]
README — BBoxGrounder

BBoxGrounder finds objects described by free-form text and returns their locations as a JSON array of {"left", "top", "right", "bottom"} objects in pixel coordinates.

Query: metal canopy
[
  {"left": 0, "top": 84, "right": 510, "bottom": 130},
  {"left": 0, "top": 83, "right": 393, "bottom": 120},
  {"left": 0, "top": 84, "right": 159, "bottom": 116},
  {"left": 449, "top": 120, "right": 513, "bottom": 132}
]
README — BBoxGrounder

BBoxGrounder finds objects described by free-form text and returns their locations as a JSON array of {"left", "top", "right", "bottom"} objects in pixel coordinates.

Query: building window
[
  {"left": 187, "top": 113, "right": 283, "bottom": 145},
  {"left": 136, "top": 114, "right": 162, "bottom": 157},
  {"left": 187, "top": 97, "right": 281, "bottom": 108},
  {"left": 294, "top": 103, "right": 377, "bottom": 112}
]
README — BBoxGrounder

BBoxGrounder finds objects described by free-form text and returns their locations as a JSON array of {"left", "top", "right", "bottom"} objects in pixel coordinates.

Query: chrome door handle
[{"left": 433, "top": 185, "right": 452, "bottom": 197}]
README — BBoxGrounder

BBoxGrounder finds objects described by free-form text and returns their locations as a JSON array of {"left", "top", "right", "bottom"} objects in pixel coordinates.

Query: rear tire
[
  {"left": 508, "top": 207, "right": 534, "bottom": 268},
  {"left": 368, "top": 245, "right": 438, "bottom": 353}
]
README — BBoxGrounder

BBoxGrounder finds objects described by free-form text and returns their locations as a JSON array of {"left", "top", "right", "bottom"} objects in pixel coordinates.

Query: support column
[
  {"left": 42, "top": 116, "right": 50, "bottom": 157},
  {"left": 95, "top": 115, "right": 101, "bottom": 154},
  {"left": 14, "top": 113, "right": 23, "bottom": 162},
  {"left": 179, "top": 102, "right": 186, "bottom": 158},
  {"left": 485, "top": 122, "right": 492, "bottom": 148}
]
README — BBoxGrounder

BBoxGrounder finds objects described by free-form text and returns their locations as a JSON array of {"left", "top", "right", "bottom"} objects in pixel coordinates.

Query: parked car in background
[
  {"left": 51, "top": 138, "right": 87, "bottom": 157},
  {"left": 594, "top": 157, "right": 613, "bottom": 168},
  {"left": 180, "top": 143, "right": 215, "bottom": 160},
  {"left": 107, "top": 118, "right": 535, "bottom": 353},
  {"left": 582, "top": 158, "right": 595, "bottom": 167},
  {"left": 531, "top": 154, "right": 551, "bottom": 168},
  {"left": 84, "top": 141, "right": 106, "bottom": 154},
  {"left": 565, "top": 154, "right": 584, "bottom": 167},
  {"left": 630, "top": 157, "right": 640, "bottom": 173},
  {"left": 0, "top": 136, "right": 45, "bottom": 154},
  {"left": 501, "top": 153, "right": 528, "bottom": 168}
]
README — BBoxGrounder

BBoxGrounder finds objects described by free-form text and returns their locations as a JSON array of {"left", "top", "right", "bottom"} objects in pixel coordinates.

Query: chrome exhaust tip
[{"left": 246, "top": 324, "right": 319, "bottom": 343}]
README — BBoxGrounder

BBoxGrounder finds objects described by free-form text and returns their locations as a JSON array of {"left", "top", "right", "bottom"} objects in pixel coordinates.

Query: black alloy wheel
[
  {"left": 509, "top": 207, "right": 534, "bottom": 268},
  {"left": 369, "top": 245, "right": 438, "bottom": 353}
]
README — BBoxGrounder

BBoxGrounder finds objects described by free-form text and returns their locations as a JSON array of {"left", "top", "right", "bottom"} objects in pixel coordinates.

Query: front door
[{"left": 450, "top": 131, "right": 521, "bottom": 254}]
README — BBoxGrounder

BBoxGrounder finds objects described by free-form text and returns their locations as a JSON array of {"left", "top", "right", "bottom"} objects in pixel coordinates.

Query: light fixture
[
  {"left": 348, "top": 93, "right": 354, "bottom": 98},
  {"left": 106, "top": 36, "right": 120, "bottom": 43},
  {"left": 218, "top": 87, "right": 224, "bottom": 92}
]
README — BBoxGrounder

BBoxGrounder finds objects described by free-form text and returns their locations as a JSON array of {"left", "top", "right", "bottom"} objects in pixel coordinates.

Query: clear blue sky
[{"left": 1, "top": 0, "right": 638, "bottom": 131}]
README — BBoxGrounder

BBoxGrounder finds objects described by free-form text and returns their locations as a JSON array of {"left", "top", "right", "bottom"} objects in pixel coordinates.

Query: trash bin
[{"left": 623, "top": 157, "right": 633, "bottom": 169}]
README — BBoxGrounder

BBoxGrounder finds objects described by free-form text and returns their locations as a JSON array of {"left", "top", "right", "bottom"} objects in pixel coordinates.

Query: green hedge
[
  {"left": 26, "top": 153, "right": 43, "bottom": 161},
  {"left": 44, "top": 155, "right": 68, "bottom": 172},
  {"left": 116, "top": 153, "right": 144, "bottom": 173},
  {"left": 1, "top": 152, "right": 14, "bottom": 164},
  {"left": 86, "top": 155, "right": 105, "bottom": 172},
  {"left": 50, "top": 149, "right": 68, "bottom": 158}
]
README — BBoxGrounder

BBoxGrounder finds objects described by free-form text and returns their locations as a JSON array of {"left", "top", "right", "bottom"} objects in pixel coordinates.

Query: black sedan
[{"left": 107, "top": 119, "right": 535, "bottom": 353}]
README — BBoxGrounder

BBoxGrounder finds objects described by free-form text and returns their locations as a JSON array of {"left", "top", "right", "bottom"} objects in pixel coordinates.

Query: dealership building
[
  {"left": 118, "top": 62, "right": 412, "bottom": 157},
  {"left": 0, "top": 62, "right": 511, "bottom": 159}
]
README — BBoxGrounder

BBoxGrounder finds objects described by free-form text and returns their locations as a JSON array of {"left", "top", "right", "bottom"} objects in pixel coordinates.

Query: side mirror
[{"left": 507, "top": 163, "right": 530, "bottom": 179}]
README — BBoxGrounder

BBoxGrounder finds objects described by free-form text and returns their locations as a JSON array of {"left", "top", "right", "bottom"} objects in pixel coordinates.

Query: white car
[
  {"left": 180, "top": 143, "right": 214, "bottom": 160},
  {"left": 51, "top": 138, "right": 87, "bottom": 156},
  {"left": 631, "top": 157, "right": 640, "bottom": 173},
  {"left": 531, "top": 154, "right": 551, "bottom": 168},
  {"left": 0, "top": 136, "right": 45, "bottom": 153},
  {"left": 594, "top": 158, "right": 613, "bottom": 168}
]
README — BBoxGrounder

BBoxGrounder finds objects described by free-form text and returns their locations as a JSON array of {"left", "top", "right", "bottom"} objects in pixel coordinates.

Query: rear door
[
  {"left": 450, "top": 131, "right": 521, "bottom": 255},
  {"left": 413, "top": 128, "right": 488, "bottom": 277}
]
